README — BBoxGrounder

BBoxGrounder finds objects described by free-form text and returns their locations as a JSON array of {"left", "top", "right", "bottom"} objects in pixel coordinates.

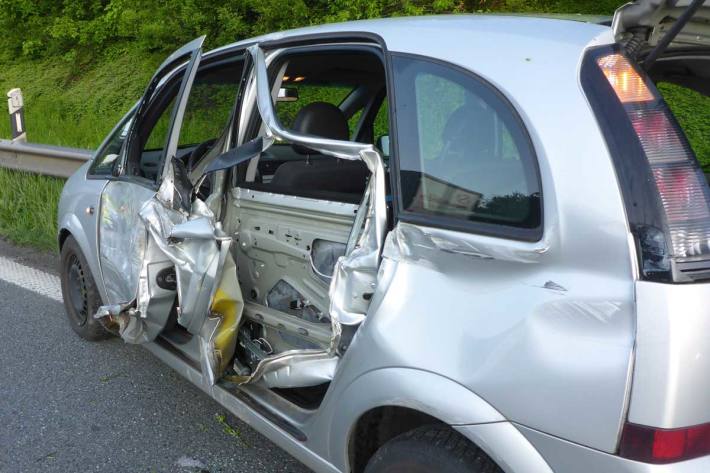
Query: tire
[
  {"left": 59, "top": 235, "right": 112, "bottom": 341},
  {"left": 364, "top": 425, "right": 503, "bottom": 473}
]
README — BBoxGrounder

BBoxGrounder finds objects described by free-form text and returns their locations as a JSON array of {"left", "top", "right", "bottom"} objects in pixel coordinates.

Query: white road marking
[{"left": 0, "top": 256, "right": 62, "bottom": 302}]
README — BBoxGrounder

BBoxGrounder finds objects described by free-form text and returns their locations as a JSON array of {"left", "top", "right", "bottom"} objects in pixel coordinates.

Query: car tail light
[
  {"left": 597, "top": 53, "right": 655, "bottom": 104},
  {"left": 620, "top": 421, "right": 710, "bottom": 464},
  {"left": 589, "top": 50, "right": 710, "bottom": 282}
]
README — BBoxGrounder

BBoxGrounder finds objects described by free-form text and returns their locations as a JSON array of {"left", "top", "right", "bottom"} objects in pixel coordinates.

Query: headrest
[
  {"left": 440, "top": 102, "right": 496, "bottom": 162},
  {"left": 291, "top": 102, "right": 349, "bottom": 155}
]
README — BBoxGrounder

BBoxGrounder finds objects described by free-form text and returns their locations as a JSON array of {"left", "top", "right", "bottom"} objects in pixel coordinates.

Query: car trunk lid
[{"left": 613, "top": 0, "right": 710, "bottom": 95}]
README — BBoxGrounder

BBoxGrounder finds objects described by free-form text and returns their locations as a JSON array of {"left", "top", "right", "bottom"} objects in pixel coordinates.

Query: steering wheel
[{"left": 187, "top": 138, "right": 217, "bottom": 174}]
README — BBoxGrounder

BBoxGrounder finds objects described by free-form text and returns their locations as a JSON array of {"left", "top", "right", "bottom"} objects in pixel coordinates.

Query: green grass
[
  {"left": 0, "top": 45, "right": 161, "bottom": 149},
  {"left": 0, "top": 168, "right": 64, "bottom": 251}
]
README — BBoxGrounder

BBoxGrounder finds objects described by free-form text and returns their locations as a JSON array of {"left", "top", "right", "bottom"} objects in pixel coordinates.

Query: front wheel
[
  {"left": 60, "top": 235, "right": 112, "bottom": 341},
  {"left": 364, "top": 426, "right": 502, "bottom": 473}
]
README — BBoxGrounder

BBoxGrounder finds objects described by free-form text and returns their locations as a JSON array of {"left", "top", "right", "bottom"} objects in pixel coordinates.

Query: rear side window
[{"left": 391, "top": 54, "right": 541, "bottom": 239}]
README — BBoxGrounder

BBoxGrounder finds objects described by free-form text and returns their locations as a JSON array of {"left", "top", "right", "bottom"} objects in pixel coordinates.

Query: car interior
[
  {"left": 236, "top": 47, "right": 388, "bottom": 204},
  {"left": 217, "top": 46, "right": 388, "bottom": 402},
  {"left": 132, "top": 45, "right": 392, "bottom": 405}
]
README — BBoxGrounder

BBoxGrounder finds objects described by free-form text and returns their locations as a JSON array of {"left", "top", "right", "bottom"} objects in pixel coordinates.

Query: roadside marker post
[{"left": 7, "top": 88, "right": 26, "bottom": 142}]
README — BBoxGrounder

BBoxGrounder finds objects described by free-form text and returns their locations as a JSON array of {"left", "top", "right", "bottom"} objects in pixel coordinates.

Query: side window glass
[
  {"left": 374, "top": 99, "right": 390, "bottom": 157},
  {"left": 138, "top": 92, "right": 177, "bottom": 182},
  {"left": 374, "top": 100, "right": 389, "bottom": 141},
  {"left": 392, "top": 55, "right": 541, "bottom": 232},
  {"left": 178, "top": 59, "right": 243, "bottom": 148},
  {"left": 131, "top": 57, "right": 243, "bottom": 182},
  {"left": 89, "top": 111, "right": 135, "bottom": 176},
  {"left": 143, "top": 96, "right": 176, "bottom": 153}
]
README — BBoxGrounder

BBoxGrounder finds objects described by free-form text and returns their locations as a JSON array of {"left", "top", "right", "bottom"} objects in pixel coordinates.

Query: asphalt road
[{"left": 0, "top": 248, "right": 312, "bottom": 473}]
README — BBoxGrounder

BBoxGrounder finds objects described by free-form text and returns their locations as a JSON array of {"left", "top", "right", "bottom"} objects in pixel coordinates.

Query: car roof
[
  {"left": 208, "top": 14, "right": 612, "bottom": 60},
  {"left": 192, "top": 15, "right": 616, "bottom": 170},
  {"left": 205, "top": 15, "right": 614, "bottom": 114}
]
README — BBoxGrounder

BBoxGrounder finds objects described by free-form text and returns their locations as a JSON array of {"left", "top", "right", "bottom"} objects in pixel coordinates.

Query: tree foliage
[{"left": 0, "top": 0, "right": 622, "bottom": 60}]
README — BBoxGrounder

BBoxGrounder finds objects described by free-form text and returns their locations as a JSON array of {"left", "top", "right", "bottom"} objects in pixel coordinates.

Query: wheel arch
[
  {"left": 325, "top": 367, "right": 507, "bottom": 472},
  {"left": 347, "top": 405, "right": 446, "bottom": 473},
  {"left": 58, "top": 227, "right": 72, "bottom": 251},
  {"left": 57, "top": 213, "right": 105, "bottom": 303}
]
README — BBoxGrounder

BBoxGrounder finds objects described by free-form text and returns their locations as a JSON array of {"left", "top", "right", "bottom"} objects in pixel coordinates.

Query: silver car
[{"left": 57, "top": 2, "right": 710, "bottom": 471}]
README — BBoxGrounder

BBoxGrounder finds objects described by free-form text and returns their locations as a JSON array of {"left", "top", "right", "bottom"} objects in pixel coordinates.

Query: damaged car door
[
  {"left": 96, "top": 36, "right": 243, "bottom": 385},
  {"left": 217, "top": 44, "right": 388, "bottom": 388}
]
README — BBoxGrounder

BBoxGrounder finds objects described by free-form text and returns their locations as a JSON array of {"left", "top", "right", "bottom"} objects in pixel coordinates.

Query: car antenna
[{"left": 644, "top": 0, "right": 707, "bottom": 71}]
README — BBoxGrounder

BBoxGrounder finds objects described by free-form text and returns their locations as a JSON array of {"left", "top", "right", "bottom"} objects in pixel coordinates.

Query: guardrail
[{"left": 0, "top": 139, "right": 92, "bottom": 178}]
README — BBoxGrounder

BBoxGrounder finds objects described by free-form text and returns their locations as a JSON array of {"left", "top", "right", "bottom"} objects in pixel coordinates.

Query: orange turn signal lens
[{"left": 597, "top": 53, "right": 655, "bottom": 104}]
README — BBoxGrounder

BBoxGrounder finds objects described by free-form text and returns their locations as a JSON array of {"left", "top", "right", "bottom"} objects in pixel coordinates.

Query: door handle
[{"left": 85, "top": 206, "right": 95, "bottom": 216}]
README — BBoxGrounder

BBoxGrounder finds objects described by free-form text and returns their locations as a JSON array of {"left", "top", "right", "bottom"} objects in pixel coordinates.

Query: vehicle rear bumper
[{"left": 517, "top": 424, "right": 710, "bottom": 473}]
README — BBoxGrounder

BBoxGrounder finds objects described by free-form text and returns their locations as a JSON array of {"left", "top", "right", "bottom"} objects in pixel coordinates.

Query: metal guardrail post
[
  {"left": 7, "top": 89, "right": 27, "bottom": 143},
  {"left": 1, "top": 88, "right": 93, "bottom": 178}
]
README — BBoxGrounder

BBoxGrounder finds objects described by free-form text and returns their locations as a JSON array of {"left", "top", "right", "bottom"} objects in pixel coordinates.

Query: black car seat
[{"left": 268, "top": 102, "right": 369, "bottom": 199}]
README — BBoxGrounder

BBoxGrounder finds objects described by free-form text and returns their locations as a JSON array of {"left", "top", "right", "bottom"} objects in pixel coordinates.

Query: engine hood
[{"left": 613, "top": 0, "right": 710, "bottom": 95}]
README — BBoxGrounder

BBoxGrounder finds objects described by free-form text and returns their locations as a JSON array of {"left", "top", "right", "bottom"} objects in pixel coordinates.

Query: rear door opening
[{"left": 219, "top": 41, "right": 390, "bottom": 391}]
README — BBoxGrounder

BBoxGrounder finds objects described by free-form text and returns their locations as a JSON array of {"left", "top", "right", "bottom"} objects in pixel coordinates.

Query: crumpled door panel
[
  {"left": 98, "top": 181, "right": 152, "bottom": 305},
  {"left": 97, "top": 165, "right": 244, "bottom": 385}
]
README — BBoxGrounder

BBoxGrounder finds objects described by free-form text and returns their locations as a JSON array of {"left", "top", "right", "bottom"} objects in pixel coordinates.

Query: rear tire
[
  {"left": 60, "top": 235, "right": 112, "bottom": 341},
  {"left": 364, "top": 425, "right": 502, "bottom": 473}
]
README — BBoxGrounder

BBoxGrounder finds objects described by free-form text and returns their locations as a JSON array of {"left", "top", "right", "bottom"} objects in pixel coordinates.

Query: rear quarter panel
[{"left": 310, "top": 19, "right": 637, "bottom": 458}]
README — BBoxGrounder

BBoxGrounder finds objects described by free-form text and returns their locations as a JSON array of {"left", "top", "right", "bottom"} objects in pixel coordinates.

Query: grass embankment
[
  {"left": 0, "top": 47, "right": 163, "bottom": 251},
  {"left": 0, "top": 168, "right": 64, "bottom": 251},
  {"left": 0, "top": 46, "right": 162, "bottom": 148},
  {"left": 0, "top": 46, "right": 709, "bottom": 251}
]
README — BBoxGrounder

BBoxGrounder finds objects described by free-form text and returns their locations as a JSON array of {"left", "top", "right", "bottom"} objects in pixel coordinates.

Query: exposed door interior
[{"left": 223, "top": 45, "right": 389, "bottom": 391}]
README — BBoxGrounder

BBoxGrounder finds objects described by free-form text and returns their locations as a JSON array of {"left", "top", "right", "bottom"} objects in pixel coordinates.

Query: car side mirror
[
  {"left": 376, "top": 135, "right": 390, "bottom": 158},
  {"left": 277, "top": 87, "right": 299, "bottom": 102}
]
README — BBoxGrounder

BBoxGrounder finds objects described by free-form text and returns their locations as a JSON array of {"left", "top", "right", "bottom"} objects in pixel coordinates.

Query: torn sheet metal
[
  {"left": 144, "top": 170, "right": 244, "bottom": 385},
  {"left": 228, "top": 348, "right": 340, "bottom": 389},
  {"left": 260, "top": 353, "right": 338, "bottom": 389},
  {"left": 199, "top": 253, "right": 244, "bottom": 385},
  {"left": 139, "top": 194, "right": 228, "bottom": 335},
  {"left": 96, "top": 163, "right": 244, "bottom": 386},
  {"left": 383, "top": 221, "right": 550, "bottom": 265}
]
